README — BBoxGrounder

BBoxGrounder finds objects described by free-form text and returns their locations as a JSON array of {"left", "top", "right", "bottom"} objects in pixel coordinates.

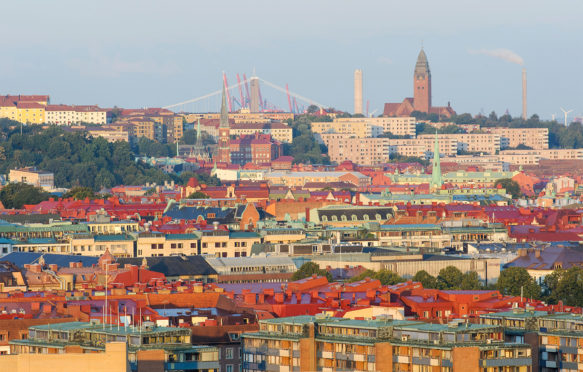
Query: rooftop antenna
[{"left": 560, "top": 107, "right": 573, "bottom": 127}]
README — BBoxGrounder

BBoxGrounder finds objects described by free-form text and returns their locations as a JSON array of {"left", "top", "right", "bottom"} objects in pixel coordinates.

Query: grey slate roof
[{"left": 116, "top": 256, "right": 217, "bottom": 277}]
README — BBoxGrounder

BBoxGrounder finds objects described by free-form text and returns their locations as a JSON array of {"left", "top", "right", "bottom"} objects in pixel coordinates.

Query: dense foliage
[
  {"left": 291, "top": 262, "right": 333, "bottom": 282},
  {"left": 285, "top": 116, "right": 330, "bottom": 165},
  {"left": 496, "top": 267, "right": 541, "bottom": 299},
  {"left": 494, "top": 178, "right": 522, "bottom": 199},
  {"left": 348, "top": 269, "right": 405, "bottom": 285},
  {"left": 0, "top": 120, "right": 172, "bottom": 190},
  {"left": 0, "top": 182, "right": 50, "bottom": 209},
  {"left": 62, "top": 186, "right": 98, "bottom": 200}
]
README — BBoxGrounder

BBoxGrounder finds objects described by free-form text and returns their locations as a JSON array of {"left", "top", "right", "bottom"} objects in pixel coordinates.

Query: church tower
[
  {"left": 413, "top": 48, "right": 432, "bottom": 113},
  {"left": 217, "top": 84, "right": 231, "bottom": 163}
]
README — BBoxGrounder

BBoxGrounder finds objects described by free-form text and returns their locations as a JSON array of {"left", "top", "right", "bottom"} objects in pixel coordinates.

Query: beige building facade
[
  {"left": 9, "top": 167, "right": 54, "bottom": 189},
  {"left": 488, "top": 127, "right": 548, "bottom": 149}
]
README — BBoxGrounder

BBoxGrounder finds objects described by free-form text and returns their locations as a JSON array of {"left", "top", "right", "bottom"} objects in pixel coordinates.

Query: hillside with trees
[{"left": 0, "top": 119, "right": 172, "bottom": 190}]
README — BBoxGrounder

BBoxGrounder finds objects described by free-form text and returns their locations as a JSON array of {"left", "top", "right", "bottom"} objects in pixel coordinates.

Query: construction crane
[
  {"left": 366, "top": 100, "right": 370, "bottom": 117},
  {"left": 286, "top": 84, "right": 292, "bottom": 113},
  {"left": 223, "top": 73, "right": 232, "bottom": 112},
  {"left": 232, "top": 97, "right": 242, "bottom": 109},
  {"left": 293, "top": 97, "right": 299, "bottom": 114},
  {"left": 236, "top": 74, "right": 245, "bottom": 109},
  {"left": 243, "top": 73, "right": 251, "bottom": 108}
]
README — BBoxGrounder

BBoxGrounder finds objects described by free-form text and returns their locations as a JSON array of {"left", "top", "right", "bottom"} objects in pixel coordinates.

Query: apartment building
[
  {"left": 9, "top": 167, "right": 54, "bottom": 189},
  {"left": 230, "top": 122, "right": 293, "bottom": 143},
  {"left": 481, "top": 309, "right": 583, "bottom": 372},
  {"left": 200, "top": 230, "right": 261, "bottom": 258},
  {"left": 499, "top": 149, "right": 583, "bottom": 165},
  {"left": 16, "top": 102, "right": 45, "bottom": 124},
  {"left": 136, "top": 233, "right": 200, "bottom": 257},
  {"left": 45, "top": 105, "right": 107, "bottom": 125},
  {"left": 264, "top": 171, "right": 371, "bottom": 188},
  {"left": 163, "top": 114, "right": 184, "bottom": 143},
  {"left": 0, "top": 95, "right": 49, "bottom": 124},
  {"left": 68, "top": 234, "right": 135, "bottom": 257},
  {"left": 5, "top": 322, "right": 219, "bottom": 372},
  {"left": 130, "top": 118, "right": 166, "bottom": 142},
  {"left": 312, "top": 117, "right": 416, "bottom": 143},
  {"left": 488, "top": 127, "right": 548, "bottom": 149},
  {"left": 85, "top": 221, "right": 140, "bottom": 235},
  {"left": 230, "top": 134, "right": 281, "bottom": 165},
  {"left": 418, "top": 133, "right": 501, "bottom": 154},
  {"left": 242, "top": 315, "right": 532, "bottom": 372},
  {"left": 326, "top": 137, "right": 392, "bottom": 165},
  {"left": 184, "top": 110, "right": 294, "bottom": 123},
  {"left": 87, "top": 126, "right": 131, "bottom": 142}
]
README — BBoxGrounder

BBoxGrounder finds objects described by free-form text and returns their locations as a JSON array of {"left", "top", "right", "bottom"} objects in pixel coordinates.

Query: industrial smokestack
[
  {"left": 522, "top": 68, "right": 527, "bottom": 120},
  {"left": 354, "top": 69, "right": 363, "bottom": 115},
  {"left": 250, "top": 76, "right": 260, "bottom": 113}
]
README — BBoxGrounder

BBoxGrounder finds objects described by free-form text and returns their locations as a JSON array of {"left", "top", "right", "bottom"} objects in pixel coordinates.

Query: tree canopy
[
  {"left": 496, "top": 267, "right": 541, "bottom": 299},
  {"left": 0, "top": 182, "right": 50, "bottom": 209},
  {"left": 495, "top": 178, "right": 522, "bottom": 199},
  {"left": 62, "top": 186, "right": 97, "bottom": 200},
  {"left": 348, "top": 269, "right": 405, "bottom": 285},
  {"left": 0, "top": 123, "right": 172, "bottom": 190},
  {"left": 291, "top": 262, "right": 332, "bottom": 282},
  {"left": 285, "top": 116, "right": 330, "bottom": 165}
]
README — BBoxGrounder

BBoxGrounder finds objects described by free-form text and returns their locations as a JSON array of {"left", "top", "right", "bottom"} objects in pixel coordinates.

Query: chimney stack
[
  {"left": 354, "top": 69, "right": 363, "bottom": 115},
  {"left": 522, "top": 68, "right": 527, "bottom": 120}
]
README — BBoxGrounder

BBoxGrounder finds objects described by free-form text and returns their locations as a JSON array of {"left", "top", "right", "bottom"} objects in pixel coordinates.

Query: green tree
[
  {"left": 187, "top": 191, "right": 210, "bottom": 199},
  {"left": 412, "top": 270, "right": 438, "bottom": 289},
  {"left": 291, "top": 262, "right": 333, "bottom": 282},
  {"left": 542, "top": 268, "right": 564, "bottom": 300},
  {"left": 306, "top": 105, "right": 319, "bottom": 114},
  {"left": 348, "top": 269, "right": 405, "bottom": 285},
  {"left": 494, "top": 178, "right": 522, "bottom": 199},
  {"left": 496, "top": 267, "right": 541, "bottom": 299},
  {"left": 374, "top": 269, "right": 406, "bottom": 285},
  {"left": 63, "top": 186, "right": 97, "bottom": 200},
  {"left": 0, "top": 183, "right": 51, "bottom": 209},
  {"left": 437, "top": 266, "right": 464, "bottom": 289},
  {"left": 460, "top": 271, "right": 482, "bottom": 290},
  {"left": 545, "top": 267, "right": 583, "bottom": 306}
]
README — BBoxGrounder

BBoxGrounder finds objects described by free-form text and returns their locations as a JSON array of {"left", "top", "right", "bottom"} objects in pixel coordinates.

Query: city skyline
[{"left": 0, "top": 1, "right": 581, "bottom": 119}]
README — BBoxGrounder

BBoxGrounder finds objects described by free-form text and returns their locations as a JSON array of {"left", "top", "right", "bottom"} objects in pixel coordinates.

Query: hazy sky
[{"left": 1, "top": 0, "right": 581, "bottom": 119}]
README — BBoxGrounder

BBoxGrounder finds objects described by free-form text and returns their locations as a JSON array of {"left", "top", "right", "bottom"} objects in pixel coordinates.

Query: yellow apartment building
[
  {"left": 68, "top": 234, "right": 135, "bottom": 257},
  {"left": 86, "top": 221, "right": 140, "bottom": 235},
  {"left": 136, "top": 233, "right": 200, "bottom": 257},
  {"left": 16, "top": 102, "right": 45, "bottom": 124},
  {"left": 200, "top": 230, "right": 261, "bottom": 258}
]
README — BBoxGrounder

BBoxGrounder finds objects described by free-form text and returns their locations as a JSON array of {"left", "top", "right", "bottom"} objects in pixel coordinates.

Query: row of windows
[{"left": 321, "top": 213, "right": 390, "bottom": 222}]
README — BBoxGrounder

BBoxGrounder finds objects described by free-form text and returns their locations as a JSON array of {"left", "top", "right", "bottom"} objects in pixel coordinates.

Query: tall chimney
[
  {"left": 522, "top": 68, "right": 527, "bottom": 120},
  {"left": 250, "top": 76, "right": 260, "bottom": 113},
  {"left": 354, "top": 69, "right": 363, "bottom": 115}
]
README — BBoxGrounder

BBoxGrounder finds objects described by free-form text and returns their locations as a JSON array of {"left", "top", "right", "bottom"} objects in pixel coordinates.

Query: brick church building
[{"left": 383, "top": 48, "right": 456, "bottom": 118}]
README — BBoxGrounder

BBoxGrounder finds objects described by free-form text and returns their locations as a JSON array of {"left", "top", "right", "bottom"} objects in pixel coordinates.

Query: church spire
[
  {"left": 431, "top": 130, "right": 442, "bottom": 190},
  {"left": 196, "top": 118, "right": 202, "bottom": 145},
  {"left": 415, "top": 48, "right": 430, "bottom": 76},
  {"left": 220, "top": 83, "right": 229, "bottom": 128}
]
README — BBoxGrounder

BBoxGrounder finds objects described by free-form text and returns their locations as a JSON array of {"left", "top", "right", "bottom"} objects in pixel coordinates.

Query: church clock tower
[{"left": 413, "top": 48, "right": 432, "bottom": 113}]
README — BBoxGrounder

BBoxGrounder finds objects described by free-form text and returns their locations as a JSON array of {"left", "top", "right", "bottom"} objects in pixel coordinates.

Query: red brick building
[
  {"left": 229, "top": 133, "right": 281, "bottom": 165},
  {"left": 383, "top": 48, "right": 456, "bottom": 118}
]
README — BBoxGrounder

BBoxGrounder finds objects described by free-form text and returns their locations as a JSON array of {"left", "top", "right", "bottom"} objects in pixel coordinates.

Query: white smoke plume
[{"left": 468, "top": 48, "right": 524, "bottom": 65}]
